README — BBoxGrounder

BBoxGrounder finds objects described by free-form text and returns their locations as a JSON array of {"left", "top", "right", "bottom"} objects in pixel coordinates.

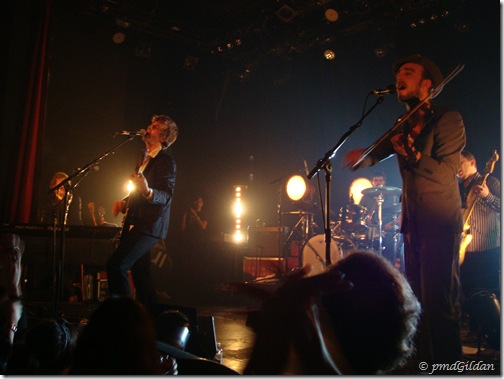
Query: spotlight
[
  {"left": 324, "top": 8, "right": 339, "bottom": 22},
  {"left": 286, "top": 175, "right": 307, "bottom": 201},
  {"left": 348, "top": 177, "right": 372, "bottom": 204},
  {"left": 112, "top": 31, "right": 126, "bottom": 44},
  {"left": 373, "top": 47, "right": 386, "bottom": 58},
  {"left": 323, "top": 49, "right": 335, "bottom": 60}
]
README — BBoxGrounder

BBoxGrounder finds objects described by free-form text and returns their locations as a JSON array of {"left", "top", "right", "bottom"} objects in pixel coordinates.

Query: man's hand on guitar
[
  {"left": 472, "top": 182, "right": 489, "bottom": 198},
  {"left": 131, "top": 171, "right": 151, "bottom": 197}
]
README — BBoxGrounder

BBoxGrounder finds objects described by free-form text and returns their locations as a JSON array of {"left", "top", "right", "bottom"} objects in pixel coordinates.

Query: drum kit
[{"left": 291, "top": 177, "right": 404, "bottom": 276}]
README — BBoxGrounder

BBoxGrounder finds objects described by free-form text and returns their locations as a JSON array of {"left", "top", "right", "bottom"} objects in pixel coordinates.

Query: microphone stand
[
  {"left": 48, "top": 135, "right": 139, "bottom": 317},
  {"left": 307, "top": 95, "right": 386, "bottom": 267}
]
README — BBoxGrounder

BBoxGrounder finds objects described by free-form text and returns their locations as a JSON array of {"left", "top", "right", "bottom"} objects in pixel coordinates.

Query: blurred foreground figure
[
  {"left": 69, "top": 297, "right": 176, "bottom": 375},
  {"left": 244, "top": 251, "right": 421, "bottom": 375}
]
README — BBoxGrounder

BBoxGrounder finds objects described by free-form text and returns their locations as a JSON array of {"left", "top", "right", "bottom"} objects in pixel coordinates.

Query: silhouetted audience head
[
  {"left": 7, "top": 318, "right": 78, "bottom": 375},
  {"left": 244, "top": 250, "right": 420, "bottom": 375},
  {"left": 69, "top": 296, "right": 161, "bottom": 375},
  {"left": 322, "top": 251, "right": 420, "bottom": 374},
  {"left": 156, "top": 309, "right": 191, "bottom": 350}
]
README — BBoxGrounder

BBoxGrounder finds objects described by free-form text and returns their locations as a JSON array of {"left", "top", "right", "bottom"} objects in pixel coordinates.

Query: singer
[
  {"left": 343, "top": 54, "right": 466, "bottom": 367},
  {"left": 107, "top": 114, "right": 178, "bottom": 317}
]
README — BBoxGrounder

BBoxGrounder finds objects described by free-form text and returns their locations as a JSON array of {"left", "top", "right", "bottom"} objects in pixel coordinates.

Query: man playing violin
[{"left": 343, "top": 55, "right": 466, "bottom": 366}]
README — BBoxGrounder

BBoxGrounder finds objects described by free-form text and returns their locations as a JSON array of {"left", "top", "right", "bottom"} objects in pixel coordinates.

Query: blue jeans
[{"left": 106, "top": 229, "right": 159, "bottom": 312}]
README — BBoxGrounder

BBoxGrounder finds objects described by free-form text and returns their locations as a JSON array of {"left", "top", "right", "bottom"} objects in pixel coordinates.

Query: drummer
[{"left": 359, "top": 170, "right": 401, "bottom": 231}]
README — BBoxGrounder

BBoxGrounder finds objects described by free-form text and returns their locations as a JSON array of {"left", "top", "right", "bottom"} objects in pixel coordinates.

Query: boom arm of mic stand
[
  {"left": 307, "top": 95, "right": 386, "bottom": 180},
  {"left": 48, "top": 135, "right": 137, "bottom": 195},
  {"left": 306, "top": 95, "right": 387, "bottom": 267},
  {"left": 48, "top": 134, "right": 138, "bottom": 317}
]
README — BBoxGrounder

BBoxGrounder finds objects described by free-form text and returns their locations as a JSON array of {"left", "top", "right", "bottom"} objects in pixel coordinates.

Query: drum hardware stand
[
  {"left": 283, "top": 212, "right": 313, "bottom": 246},
  {"left": 282, "top": 212, "right": 313, "bottom": 268},
  {"left": 271, "top": 171, "right": 308, "bottom": 274},
  {"left": 48, "top": 135, "right": 139, "bottom": 317},
  {"left": 361, "top": 186, "right": 402, "bottom": 257},
  {"left": 375, "top": 192, "right": 384, "bottom": 254},
  {"left": 308, "top": 95, "right": 387, "bottom": 267}
]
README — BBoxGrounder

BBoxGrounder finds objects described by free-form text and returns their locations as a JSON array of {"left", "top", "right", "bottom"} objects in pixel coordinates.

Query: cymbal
[
  {"left": 361, "top": 186, "right": 401, "bottom": 196},
  {"left": 383, "top": 203, "right": 402, "bottom": 214}
]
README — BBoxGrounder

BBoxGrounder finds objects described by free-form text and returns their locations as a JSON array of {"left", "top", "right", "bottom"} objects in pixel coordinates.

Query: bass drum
[{"left": 302, "top": 234, "right": 342, "bottom": 276}]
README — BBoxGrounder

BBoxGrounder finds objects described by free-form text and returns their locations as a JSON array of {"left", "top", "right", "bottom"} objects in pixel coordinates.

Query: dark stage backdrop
[{"left": 3, "top": 2, "right": 501, "bottom": 247}]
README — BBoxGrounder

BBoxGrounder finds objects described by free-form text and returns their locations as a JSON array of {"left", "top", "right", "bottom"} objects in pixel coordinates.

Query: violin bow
[{"left": 352, "top": 63, "right": 465, "bottom": 169}]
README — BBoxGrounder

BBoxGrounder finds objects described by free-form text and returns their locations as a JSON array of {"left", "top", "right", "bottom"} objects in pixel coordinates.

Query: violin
[{"left": 399, "top": 99, "right": 435, "bottom": 160}]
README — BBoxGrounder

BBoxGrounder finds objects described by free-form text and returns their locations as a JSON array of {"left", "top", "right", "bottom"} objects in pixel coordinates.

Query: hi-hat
[{"left": 361, "top": 186, "right": 402, "bottom": 196}]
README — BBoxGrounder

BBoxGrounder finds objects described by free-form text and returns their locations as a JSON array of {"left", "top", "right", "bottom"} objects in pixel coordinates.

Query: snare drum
[{"left": 302, "top": 234, "right": 342, "bottom": 276}]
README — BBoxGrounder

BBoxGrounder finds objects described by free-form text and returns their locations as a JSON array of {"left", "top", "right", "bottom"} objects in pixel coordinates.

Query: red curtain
[{"left": 7, "top": 0, "right": 51, "bottom": 224}]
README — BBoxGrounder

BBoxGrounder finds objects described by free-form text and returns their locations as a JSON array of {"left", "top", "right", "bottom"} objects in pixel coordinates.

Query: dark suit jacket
[
  {"left": 125, "top": 149, "right": 176, "bottom": 239},
  {"left": 365, "top": 105, "right": 466, "bottom": 237}
]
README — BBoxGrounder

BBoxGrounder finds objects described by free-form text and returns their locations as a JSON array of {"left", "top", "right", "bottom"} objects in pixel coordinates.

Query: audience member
[
  {"left": 244, "top": 251, "right": 421, "bottom": 375},
  {"left": 0, "top": 234, "right": 24, "bottom": 374},
  {"left": 6, "top": 318, "right": 78, "bottom": 375},
  {"left": 69, "top": 296, "right": 176, "bottom": 375}
]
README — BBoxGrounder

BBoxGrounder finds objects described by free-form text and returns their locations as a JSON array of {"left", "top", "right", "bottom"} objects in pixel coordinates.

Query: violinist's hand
[
  {"left": 390, "top": 133, "right": 415, "bottom": 157},
  {"left": 342, "top": 148, "right": 366, "bottom": 170},
  {"left": 112, "top": 200, "right": 127, "bottom": 217}
]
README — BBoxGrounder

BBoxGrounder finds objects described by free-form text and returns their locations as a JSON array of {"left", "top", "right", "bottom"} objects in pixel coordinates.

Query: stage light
[
  {"left": 234, "top": 230, "right": 244, "bottom": 243},
  {"left": 324, "top": 8, "right": 339, "bottom": 22},
  {"left": 324, "top": 49, "right": 335, "bottom": 60},
  {"left": 286, "top": 175, "right": 307, "bottom": 201},
  {"left": 112, "top": 31, "right": 126, "bottom": 44},
  {"left": 126, "top": 179, "right": 134, "bottom": 193},
  {"left": 348, "top": 177, "right": 372, "bottom": 204},
  {"left": 233, "top": 186, "right": 246, "bottom": 243}
]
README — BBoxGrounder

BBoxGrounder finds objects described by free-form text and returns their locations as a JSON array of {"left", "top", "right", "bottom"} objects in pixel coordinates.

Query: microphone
[
  {"left": 117, "top": 129, "right": 146, "bottom": 136},
  {"left": 371, "top": 85, "right": 396, "bottom": 95}
]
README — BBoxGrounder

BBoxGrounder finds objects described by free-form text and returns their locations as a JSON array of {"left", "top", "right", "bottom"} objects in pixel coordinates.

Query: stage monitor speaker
[{"left": 247, "top": 226, "right": 283, "bottom": 257}]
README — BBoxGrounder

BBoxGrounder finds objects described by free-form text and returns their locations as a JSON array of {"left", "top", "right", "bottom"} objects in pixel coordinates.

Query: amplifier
[{"left": 247, "top": 226, "right": 283, "bottom": 257}]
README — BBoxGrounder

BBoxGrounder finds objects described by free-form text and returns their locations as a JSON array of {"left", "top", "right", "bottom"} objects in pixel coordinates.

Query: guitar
[
  {"left": 459, "top": 150, "right": 499, "bottom": 264},
  {"left": 113, "top": 150, "right": 146, "bottom": 247}
]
